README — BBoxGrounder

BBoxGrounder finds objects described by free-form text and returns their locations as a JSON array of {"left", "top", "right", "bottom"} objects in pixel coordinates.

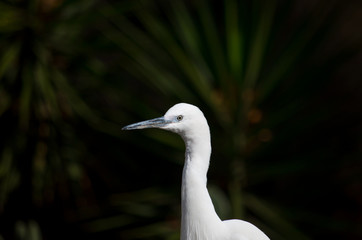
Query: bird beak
[{"left": 122, "top": 117, "right": 169, "bottom": 130}]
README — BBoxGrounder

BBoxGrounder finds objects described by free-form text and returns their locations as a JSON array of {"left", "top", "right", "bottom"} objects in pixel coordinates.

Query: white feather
[{"left": 124, "top": 103, "right": 270, "bottom": 240}]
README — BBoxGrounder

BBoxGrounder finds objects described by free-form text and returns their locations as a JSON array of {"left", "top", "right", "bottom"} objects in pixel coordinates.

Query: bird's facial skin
[{"left": 161, "top": 114, "right": 187, "bottom": 133}]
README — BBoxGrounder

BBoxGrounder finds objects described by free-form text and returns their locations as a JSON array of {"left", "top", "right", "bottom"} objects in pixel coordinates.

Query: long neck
[{"left": 180, "top": 129, "right": 223, "bottom": 240}]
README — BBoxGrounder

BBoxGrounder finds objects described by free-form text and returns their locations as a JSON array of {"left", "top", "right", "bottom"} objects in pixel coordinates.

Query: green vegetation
[{"left": 0, "top": 0, "right": 361, "bottom": 239}]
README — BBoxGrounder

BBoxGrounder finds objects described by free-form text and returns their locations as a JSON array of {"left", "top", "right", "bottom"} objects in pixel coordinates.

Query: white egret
[{"left": 123, "top": 103, "right": 270, "bottom": 240}]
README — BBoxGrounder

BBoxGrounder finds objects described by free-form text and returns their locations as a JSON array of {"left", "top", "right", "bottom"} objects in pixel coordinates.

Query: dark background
[{"left": 0, "top": 0, "right": 362, "bottom": 239}]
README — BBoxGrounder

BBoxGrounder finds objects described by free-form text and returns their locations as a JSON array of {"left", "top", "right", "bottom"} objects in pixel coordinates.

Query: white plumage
[{"left": 123, "top": 103, "right": 269, "bottom": 240}]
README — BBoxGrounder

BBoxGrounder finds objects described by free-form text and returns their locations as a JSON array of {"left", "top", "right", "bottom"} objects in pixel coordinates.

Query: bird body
[{"left": 123, "top": 103, "right": 269, "bottom": 240}]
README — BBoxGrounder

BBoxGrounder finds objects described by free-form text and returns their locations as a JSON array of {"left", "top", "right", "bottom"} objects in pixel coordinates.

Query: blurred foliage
[{"left": 0, "top": 0, "right": 362, "bottom": 239}]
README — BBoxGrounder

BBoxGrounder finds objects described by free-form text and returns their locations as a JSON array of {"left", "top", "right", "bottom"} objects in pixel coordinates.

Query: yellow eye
[{"left": 177, "top": 115, "right": 183, "bottom": 121}]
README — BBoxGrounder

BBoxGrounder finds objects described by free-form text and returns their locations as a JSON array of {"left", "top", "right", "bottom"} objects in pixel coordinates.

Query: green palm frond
[{"left": 1, "top": 0, "right": 361, "bottom": 239}]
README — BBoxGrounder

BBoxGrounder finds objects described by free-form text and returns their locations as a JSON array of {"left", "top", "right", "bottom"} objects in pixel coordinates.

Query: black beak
[{"left": 122, "top": 117, "right": 168, "bottom": 130}]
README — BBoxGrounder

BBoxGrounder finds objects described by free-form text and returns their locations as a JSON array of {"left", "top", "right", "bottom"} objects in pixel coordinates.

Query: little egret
[{"left": 123, "top": 103, "right": 269, "bottom": 240}]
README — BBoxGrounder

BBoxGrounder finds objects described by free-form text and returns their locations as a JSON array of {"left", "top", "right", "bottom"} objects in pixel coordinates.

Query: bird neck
[
  {"left": 184, "top": 134, "right": 211, "bottom": 176},
  {"left": 180, "top": 131, "right": 224, "bottom": 240}
]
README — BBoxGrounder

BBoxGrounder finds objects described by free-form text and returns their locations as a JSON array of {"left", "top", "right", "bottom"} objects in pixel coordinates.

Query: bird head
[{"left": 122, "top": 103, "right": 208, "bottom": 137}]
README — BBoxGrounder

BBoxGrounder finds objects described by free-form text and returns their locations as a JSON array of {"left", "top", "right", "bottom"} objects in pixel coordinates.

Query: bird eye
[{"left": 177, "top": 115, "right": 183, "bottom": 121}]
